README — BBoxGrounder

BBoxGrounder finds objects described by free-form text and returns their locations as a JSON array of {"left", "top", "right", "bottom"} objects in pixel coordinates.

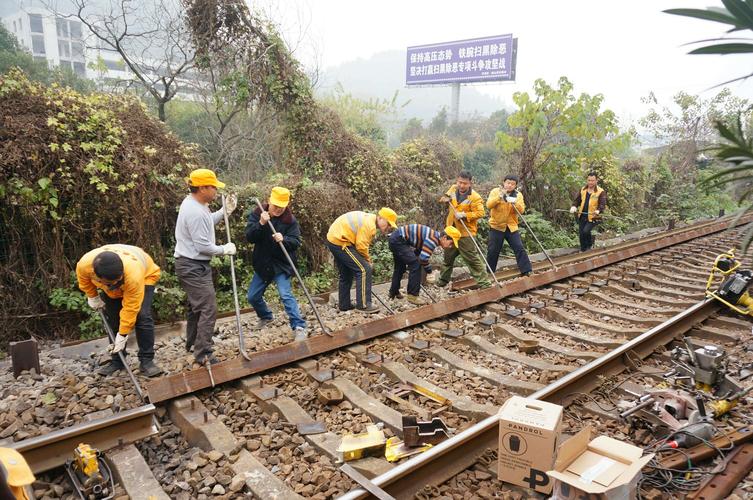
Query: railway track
[{"left": 3, "top": 216, "right": 753, "bottom": 499}]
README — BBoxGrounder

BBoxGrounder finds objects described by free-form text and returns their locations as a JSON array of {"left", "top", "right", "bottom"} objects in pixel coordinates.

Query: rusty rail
[
  {"left": 338, "top": 299, "right": 722, "bottom": 499},
  {"left": 146, "top": 216, "right": 745, "bottom": 404},
  {"left": 10, "top": 404, "right": 158, "bottom": 473},
  {"left": 450, "top": 216, "right": 732, "bottom": 291}
]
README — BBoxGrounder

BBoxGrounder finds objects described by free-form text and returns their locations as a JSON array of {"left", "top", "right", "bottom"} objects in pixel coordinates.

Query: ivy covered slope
[{"left": 0, "top": 69, "right": 196, "bottom": 343}]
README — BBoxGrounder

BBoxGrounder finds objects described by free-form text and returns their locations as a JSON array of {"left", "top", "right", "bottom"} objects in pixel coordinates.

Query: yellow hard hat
[
  {"left": 0, "top": 448, "right": 34, "bottom": 487},
  {"left": 269, "top": 186, "right": 290, "bottom": 208},
  {"left": 444, "top": 226, "right": 461, "bottom": 247},
  {"left": 187, "top": 168, "right": 226, "bottom": 189},
  {"left": 378, "top": 207, "right": 398, "bottom": 228}
]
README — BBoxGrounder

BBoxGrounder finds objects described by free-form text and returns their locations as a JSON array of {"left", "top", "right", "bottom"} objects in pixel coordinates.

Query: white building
[
  {"left": 2, "top": 5, "right": 203, "bottom": 99},
  {"left": 3, "top": 7, "right": 143, "bottom": 82}
]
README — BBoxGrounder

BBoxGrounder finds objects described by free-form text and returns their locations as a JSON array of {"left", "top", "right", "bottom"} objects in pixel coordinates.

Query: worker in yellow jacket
[
  {"left": 486, "top": 175, "right": 532, "bottom": 276},
  {"left": 327, "top": 208, "right": 398, "bottom": 313},
  {"left": 570, "top": 172, "right": 607, "bottom": 251},
  {"left": 76, "top": 244, "right": 163, "bottom": 377},
  {"left": 0, "top": 448, "right": 34, "bottom": 500},
  {"left": 437, "top": 171, "right": 491, "bottom": 288}
]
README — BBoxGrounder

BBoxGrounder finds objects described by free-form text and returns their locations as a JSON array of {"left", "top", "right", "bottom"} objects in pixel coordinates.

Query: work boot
[
  {"left": 197, "top": 354, "right": 220, "bottom": 366},
  {"left": 139, "top": 360, "right": 164, "bottom": 378},
  {"left": 435, "top": 280, "right": 449, "bottom": 289},
  {"left": 98, "top": 359, "right": 125, "bottom": 376},
  {"left": 406, "top": 294, "right": 427, "bottom": 306},
  {"left": 293, "top": 326, "right": 308, "bottom": 342},
  {"left": 257, "top": 318, "right": 273, "bottom": 329},
  {"left": 522, "top": 271, "right": 533, "bottom": 277},
  {"left": 388, "top": 292, "right": 404, "bottom": 300},
  {"left": 358, "top": 304, "right": 380, "bottom": 314}
]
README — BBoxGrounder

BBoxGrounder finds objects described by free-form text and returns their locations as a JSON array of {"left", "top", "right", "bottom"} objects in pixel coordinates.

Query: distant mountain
[{"left": 317, "top": 50, "right": 509, "bottom": 122}]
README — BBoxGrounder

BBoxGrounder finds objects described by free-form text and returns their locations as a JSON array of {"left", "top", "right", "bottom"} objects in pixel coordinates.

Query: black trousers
[
  {"left": 327, "top": 242, "right": 372, "bottom": 310},
  {"left": 578, "top": 215, "right": 596, "bottom": 251},
  {"left": 102, "top": 285, "right": 155, "bottom": 363},
  {"left": 388, "top": 232, "right": 422, "bottom": 297},
  {"left": 486, "top": 228, "right": 532, "bottom": 274}
]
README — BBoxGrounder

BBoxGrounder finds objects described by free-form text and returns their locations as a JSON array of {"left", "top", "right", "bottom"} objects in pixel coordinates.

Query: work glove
[
  {"left": 223, "top": 194, "right": 238, "bottom": 216},
  {"left": 569, "top": 206, "right": 577, "bottom": 214},
  {"left": 455, "top": 212, "right": 466, "bottom": 220},
  {"left": 87, "top": 295, "right": 105, "bottom": 310},
  {"left": 260, "top": 211, "right": 270, "bottom": 225},
  {"left": 108, "top": 333, "right": 128, "bottom": 354},
  {"left": 222, "top": 242, "right": 237, "bottom": 255},
  {"left": 272, "top": 232, "right": 283, "bottom": 243},
  {"left": 594, "top": 209, "right": 600, "bottom": 215},
  {"left": 505, "top": 194, "right": 517, "bottom": 203}
]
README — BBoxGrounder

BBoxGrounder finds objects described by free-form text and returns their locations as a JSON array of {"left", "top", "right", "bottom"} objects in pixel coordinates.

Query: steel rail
[
  {"left": 338, "top": 299, "right": 722, "bottom": 499},
  {"left": 145, "top": 216, "right": 745, "bottom": 404},
  {"left": 450, "top": 215, "right": 737, "bottom": 291},
  {"left": 10, "top": 404, "right": 158, "bottom": 473}
]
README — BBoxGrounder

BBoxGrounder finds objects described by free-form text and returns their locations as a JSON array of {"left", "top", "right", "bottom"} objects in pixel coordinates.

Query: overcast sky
[{"left": 267, "top": 0, "right": 753, "bottom": 125}]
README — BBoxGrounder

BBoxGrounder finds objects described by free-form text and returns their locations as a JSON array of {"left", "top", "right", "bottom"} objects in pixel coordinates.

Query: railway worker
[
  {"left": 388, "top": 224, "right": 460, "bottom": 305},
  {"left": 76, "top": 244, "right": 164, "bottom": 377},
  {"left": 174, "top": 168, "right": 237, "bottom": 366},
  {"left": 570, "top": 171, "right": 607, "bottom": 252},
  {"left": 327, "top": 208, "right": 398, "bottom": 313},
  {"left": 485, "top": 175, "right": 533, "bottom": 277},
  {"left": 437, "top": 171, "right": 491, "bottom": 289},
  {"left": 0, "top": 447, "right": 34, "bottom": 500},
  {"left": 245, "top": 187, "right": 308, "bottom": 342}
]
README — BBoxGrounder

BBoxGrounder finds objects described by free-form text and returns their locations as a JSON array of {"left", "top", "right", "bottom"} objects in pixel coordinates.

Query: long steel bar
[
  {"left": 222, "top": 194, "right": 253, "bottom": 361},
  {"left": 145, "top": 217, "right": 741, "bottom": 404},
  {"left": 451, "top": 216, "right": 736, "bottom": 291},
  {"left": 10, "top": 404, "right": 158, "bottom": 473},
  {"left": 338, "top": 299, "right": 721, "bottom": 499}
]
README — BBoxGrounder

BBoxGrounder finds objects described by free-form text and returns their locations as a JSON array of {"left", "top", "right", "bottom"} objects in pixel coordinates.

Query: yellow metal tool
[
  {"left": 705, "top": 249, "right": 753, "bottom": 316},
  {"left": 384, "top": 437, "right": 432, "bottom": 462},
  {"left": 336, "top": 424, "right": 386, "bottom": 462}
]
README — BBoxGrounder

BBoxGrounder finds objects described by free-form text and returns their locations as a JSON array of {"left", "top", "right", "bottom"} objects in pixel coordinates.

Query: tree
[
  {"left": 640, "top": 89, "right": 749, "bottom": 175},
  {"left": 496, "top": 76, "right": 632, "bottom": 219},
  {"left": 399, "top": 117, "right": 424, "bottom": 143},
  {"left": 665, "top": 2, "right": 753, "bottom": 247},
  {"left": 66, "top": 0, "right": 195, "bottom": 121},
  {"left": 429, "top": 107, "right": 448, "bottom": 135},
  {"left": 320, "top": 84, "right": 403, "bottom": 145}
]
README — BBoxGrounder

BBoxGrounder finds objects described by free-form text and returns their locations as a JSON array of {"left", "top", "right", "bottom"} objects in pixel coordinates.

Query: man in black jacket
[{"left": 245, "top": 187, "right": 307, "bottom": 341}]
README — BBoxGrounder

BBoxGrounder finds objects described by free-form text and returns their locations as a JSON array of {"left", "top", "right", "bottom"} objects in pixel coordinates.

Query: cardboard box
[
  {"left": 547, "top": 426, "right": 654, "bottom": 500},
  {"left": 497, "top": 396, "right": 563, "bottom": 494}
]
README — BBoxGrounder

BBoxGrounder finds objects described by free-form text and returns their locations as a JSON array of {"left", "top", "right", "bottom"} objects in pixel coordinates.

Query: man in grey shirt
[{"left": 174, "top": 168, "right": 237, "bottom": 365}]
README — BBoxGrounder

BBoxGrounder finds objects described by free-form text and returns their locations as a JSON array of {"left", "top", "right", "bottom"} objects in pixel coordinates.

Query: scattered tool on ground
[{"left": 65, "top": 443, "right": 115, "bottom": 500}]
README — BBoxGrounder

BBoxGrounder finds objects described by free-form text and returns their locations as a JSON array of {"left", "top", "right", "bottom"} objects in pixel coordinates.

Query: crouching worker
[
  {"left": 245, "top": 187, "right": 308, "bottom": 342},
  {"left": 388, "top": 224, "right": 459, "bottom": 305},
  {"left": 76, "top": 244, "right": 163, "bottom": 377},
  {"left": 327, "top": 208, "right": 398, "bottom": 313}
]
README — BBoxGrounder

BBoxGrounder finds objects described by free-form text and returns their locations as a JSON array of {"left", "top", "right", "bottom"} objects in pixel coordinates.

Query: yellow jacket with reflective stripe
[
  {"left": 76, "top": 244, "right": 160, "bottom": 334},
  {"left": 577, "top": 186, "right": 605, "bottom": 222},
  {"left": 487, "top": 188, "right": 526, "bottom": 232},
  {"left": 327, "top": 211, "right": 377, "bottom": 263},
  {"left": 444, "top": 186, "right": 485, "bottom": 237}
]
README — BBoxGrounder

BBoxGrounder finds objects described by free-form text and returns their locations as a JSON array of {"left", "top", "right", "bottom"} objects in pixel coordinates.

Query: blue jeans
[{"left": 247, "top": 272, "right": 306, "bottom": 329}]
